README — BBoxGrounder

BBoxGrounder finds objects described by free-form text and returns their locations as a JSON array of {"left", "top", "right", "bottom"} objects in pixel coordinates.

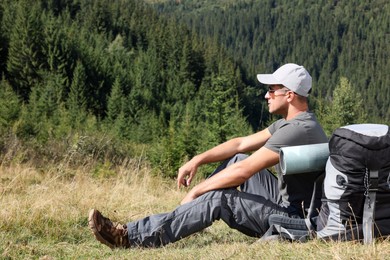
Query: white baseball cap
[{"left": 257, "top": 63, "right": 312, "bottom": 97}]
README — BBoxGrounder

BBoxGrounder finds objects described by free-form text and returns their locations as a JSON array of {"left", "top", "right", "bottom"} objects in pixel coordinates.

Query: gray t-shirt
[{"left": 265, "top": 111, "right": 328, "bottom": 216}]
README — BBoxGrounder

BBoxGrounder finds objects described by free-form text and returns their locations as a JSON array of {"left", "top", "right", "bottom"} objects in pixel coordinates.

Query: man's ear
[{"left": 286, "top": 91, "right": 295, "bottom": 102}]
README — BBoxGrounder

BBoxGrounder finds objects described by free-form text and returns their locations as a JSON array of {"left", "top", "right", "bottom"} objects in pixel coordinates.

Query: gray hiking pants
[{"left": 126, "top": 154, "right": 291, "bottom": 247}]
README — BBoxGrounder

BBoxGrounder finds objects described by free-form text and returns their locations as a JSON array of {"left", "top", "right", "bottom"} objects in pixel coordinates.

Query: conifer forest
[{"left": 0, "top": 0, "right": 389, "bottom": 176}]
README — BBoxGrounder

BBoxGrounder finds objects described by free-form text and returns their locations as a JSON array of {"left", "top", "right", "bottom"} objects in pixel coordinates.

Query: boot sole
[{"left": 88, "top": 209, "right": 115, "bottom": 249}]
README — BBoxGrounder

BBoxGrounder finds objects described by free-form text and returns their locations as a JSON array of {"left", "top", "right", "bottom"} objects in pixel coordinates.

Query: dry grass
[{"left": 1, "top": 161, "right": 390, "bottom": 259}]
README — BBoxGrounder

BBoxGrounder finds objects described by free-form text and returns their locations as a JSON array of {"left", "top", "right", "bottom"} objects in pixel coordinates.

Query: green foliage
[
  {"left": 0, "top": 0, "right": 388, "bottom": 178},
  {"left": 6, "top": 0, "right": 44, "bottom": 100},
  {"left": 106, "top": 77, "right": 124, "bottom": 123},
  {"left": 148, "top": 118, "right": 187, "bottom": 177},
  {"left": 92, "top": 161, "right": 117, "bottom": 179},
  {"left": 67, "top": 60, "right": 88, "bottom": 128},
  {"left": 317, "top": 77, "right": 367, "bottom": 136},
  {"left": 0, "top": 79, "right": 21, "bottom": 133},
  {"left": 152, "top": 0, "right": 390, "bottom": 123},
  {"left": 200, "top": 73, "right": 251, "bottom": 147}
]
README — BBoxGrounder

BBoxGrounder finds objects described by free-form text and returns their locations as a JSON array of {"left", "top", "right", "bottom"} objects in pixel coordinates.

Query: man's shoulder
[{"left": 271, "top": 112, "right": 327, "bottom": 142}]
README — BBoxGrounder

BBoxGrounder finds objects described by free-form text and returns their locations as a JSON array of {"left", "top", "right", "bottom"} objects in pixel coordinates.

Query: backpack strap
[
  {"left": 258, "top": 222, "right": 310, "bottom": 242},
  {"left": 363, "top": 168, "right": 378, "bottom": 244},
  {"left": 259, "top": 173, "right": 324, "bottom": 242},
  {"left": 304, "top": 173, "right": 324, "bottom": 235}
]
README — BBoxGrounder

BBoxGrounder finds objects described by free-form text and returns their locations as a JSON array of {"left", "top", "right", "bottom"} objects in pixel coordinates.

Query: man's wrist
[
  {"left": 190, "top": 184, "right": 204, "bottom": 199},
  {"left": 192, "top": 154, "right": 203, "bottom": 166}
]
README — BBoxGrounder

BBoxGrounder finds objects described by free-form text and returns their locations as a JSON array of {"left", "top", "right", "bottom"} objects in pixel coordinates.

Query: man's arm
[
  {"left": 180, "top": 146, "right": 279, "bottom": 204},
  {"left": 177, "top": 128, "right": 272, "bottom": 188}
]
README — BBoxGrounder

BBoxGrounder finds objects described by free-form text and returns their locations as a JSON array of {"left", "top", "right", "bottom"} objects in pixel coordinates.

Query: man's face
[{"left": 264, "top": 85, "right": 290, "bottom": 115}]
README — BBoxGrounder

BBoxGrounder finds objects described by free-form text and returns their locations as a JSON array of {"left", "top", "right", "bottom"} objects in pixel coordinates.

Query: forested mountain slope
[
  {"left": 0, "top": 0, "right": 388, "bottom": 175},
  {"left": 0, "top": 0, "right": 255, "bottom": 173},
  {"left": 148, "top": 0, "right": 390, "bottom": 122}
]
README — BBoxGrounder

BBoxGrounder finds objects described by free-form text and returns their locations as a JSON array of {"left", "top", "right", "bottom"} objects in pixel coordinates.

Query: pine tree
[
  {"left": 201, "top": 73, "right": 251, "bottom": 147},
  {"left": 0, "top": 1, "right": 7, "bottom": 76},
  {"left": 6, "top": 0, "right": 44, "bottom": 100},
  {"left": 318, "top": 77, "right": 367, "bottom": 136},
  {"left": 67, "top": 60, "right": 88, "bottom": 127},
  {"left": 0, "top": 78, "right": 21, "bottom": 133},
  {"left": 38, "top": 72, "right": 65, "bottom": 120},
  {"left": 41, "top": 11, "right": 71, "bottom": 88},
  {"left": 106, "top": 77, "right": 123, "bottom": 124}
]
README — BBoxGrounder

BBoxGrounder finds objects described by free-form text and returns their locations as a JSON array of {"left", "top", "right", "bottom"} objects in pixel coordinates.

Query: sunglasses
[{"left": 267, "top": 88, "right": 290, "bottom": 95}]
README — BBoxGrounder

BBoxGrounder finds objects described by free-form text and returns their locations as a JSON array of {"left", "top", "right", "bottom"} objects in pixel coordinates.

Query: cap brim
[{"left": 257, "top": 74, "right": 281, "bottom": 85}]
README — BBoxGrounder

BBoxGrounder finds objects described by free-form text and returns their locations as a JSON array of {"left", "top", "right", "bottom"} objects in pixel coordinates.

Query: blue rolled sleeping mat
[{"left": 279, "top": 143, "right": 329, "bottom": 175}]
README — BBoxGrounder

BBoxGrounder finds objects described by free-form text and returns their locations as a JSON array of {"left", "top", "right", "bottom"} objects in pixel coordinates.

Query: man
[{"left": 88, "top": 63, "right": 328, "bottom": 248}]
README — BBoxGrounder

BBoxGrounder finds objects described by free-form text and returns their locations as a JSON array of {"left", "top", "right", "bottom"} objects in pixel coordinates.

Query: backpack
[
  {"left": 316, "top": 124, "right": 390, "bottom": 243},
  {"left": 260, "top": 124, "right": 390, "bottom": 244}
]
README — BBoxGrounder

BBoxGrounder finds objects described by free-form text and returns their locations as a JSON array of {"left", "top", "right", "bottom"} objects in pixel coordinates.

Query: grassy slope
[{"left": 1, "top": 163, "right": 390, "bottom": 259}]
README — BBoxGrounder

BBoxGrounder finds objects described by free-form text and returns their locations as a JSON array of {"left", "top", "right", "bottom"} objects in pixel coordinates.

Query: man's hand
[{"left": 177, "top": 159, "right": 199, "bottom": 189}]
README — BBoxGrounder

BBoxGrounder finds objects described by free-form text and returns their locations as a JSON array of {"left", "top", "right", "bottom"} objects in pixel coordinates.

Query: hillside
[
  {"left": 147, "top": 0, "right": 390, "bottom": 122},
  {"left": 0, "top": 0, "right": 255, "bottom": 174},
  {"left": 0, "top": 0, "right": 388, "bottom": 175}
]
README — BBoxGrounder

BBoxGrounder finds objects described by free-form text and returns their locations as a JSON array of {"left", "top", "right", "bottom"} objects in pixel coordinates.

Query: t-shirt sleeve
[{"left": 264, "top": 121, "right": 307, "bottom": 153}]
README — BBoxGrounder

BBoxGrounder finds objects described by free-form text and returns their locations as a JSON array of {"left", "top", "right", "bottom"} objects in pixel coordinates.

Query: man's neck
[{"left": 285, "top": 107, "right": 308, "bottom": 121}]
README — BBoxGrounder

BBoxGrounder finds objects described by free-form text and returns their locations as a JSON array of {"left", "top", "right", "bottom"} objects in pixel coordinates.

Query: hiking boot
[{"left": 88, "top": 209, "right": 130, "bottom": 249}]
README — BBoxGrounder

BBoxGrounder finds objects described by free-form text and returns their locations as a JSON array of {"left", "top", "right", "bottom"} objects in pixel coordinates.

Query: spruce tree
[
  {"left": 41, "top": 11, "right": 70, "bottom": 88},
  {"left": 106, "top": 77, "right": 123, "bottom": 124},
  {"left": 67, "top": 61, "right": 88, "bottom": 128},
  {"left": 201, "top": 73, "right": 250, "bottom": 147},
  {"left": 0, "top": 78, "right": 21, "bottom": 133},
  {"left": 6, "top": 0, "right": 44, "bottom": 100},
  {"left": 318, "top": 77, "right": 367, "bottom": 136}
]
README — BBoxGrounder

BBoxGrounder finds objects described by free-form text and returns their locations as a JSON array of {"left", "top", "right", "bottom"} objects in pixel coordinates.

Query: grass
[{"left": 1, "top": 161, "right": 390, "bottom": 259}]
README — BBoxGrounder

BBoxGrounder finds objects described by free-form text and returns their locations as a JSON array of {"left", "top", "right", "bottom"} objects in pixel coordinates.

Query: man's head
[
  {"left": 257, "top": 63, "right": 312, "bottom": 97},
  {"left": 257, "top": 64, "right": 311, "bottom": 118}
]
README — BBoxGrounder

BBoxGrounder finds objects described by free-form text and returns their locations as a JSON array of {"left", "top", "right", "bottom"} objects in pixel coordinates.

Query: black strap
[
  {"left": 258, "top": 224, "right": 310, "bottom": 242},
  {"left": 259, "top": 173, "right": 324, "bottom": 242},
  {"left": 304, "top": 173, "right": 324, "bottom": 235}
]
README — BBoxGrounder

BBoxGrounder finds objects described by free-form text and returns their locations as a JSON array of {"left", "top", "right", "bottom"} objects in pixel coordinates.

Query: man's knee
[{"left": 196, "top": 189, "right": 225, "bottom": 202}]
